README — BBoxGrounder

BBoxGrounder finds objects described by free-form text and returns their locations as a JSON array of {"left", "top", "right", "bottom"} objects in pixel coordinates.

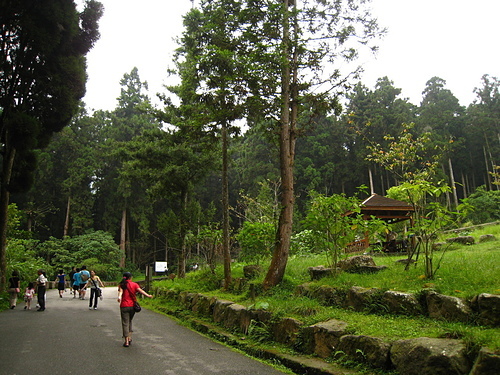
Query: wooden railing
[{"left": 345, "top": 238, "right": 369, "bottom": 253}]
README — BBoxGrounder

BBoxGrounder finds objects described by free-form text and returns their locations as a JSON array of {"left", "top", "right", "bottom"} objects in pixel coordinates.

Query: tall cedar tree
[
  {"left": 163, "top": 3, "right": 247, "bottom": 282},
  {"left": 0, "top": 0, "right": 102, "bottom": 289},
  {"left": 248, "top": 0, "right": 383, "bottom": 289}
]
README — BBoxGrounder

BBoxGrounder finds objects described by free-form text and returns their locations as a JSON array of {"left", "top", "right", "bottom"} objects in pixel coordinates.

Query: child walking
[{"left": 24, "top": 282, "right": 35, "bottom": 310}]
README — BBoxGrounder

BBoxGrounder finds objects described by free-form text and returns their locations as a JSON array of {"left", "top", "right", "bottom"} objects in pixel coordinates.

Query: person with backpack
[
  {"left": 79, "top": 266, "right": 90, "bottom": 300},
  {"left": 85, "top": 270, "right": 104, "bottom": 310},
  {"left": 72, "top": 268, "right": 81, "bottom": 299}
]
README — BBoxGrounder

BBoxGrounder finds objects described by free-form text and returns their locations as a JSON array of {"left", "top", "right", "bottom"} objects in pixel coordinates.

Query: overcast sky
[{"left": 82, "top": 0, "right": 500, "bottom": 112}]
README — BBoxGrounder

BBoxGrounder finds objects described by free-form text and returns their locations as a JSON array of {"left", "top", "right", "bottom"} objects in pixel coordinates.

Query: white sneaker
[
  {"left": 94, "top": 307, "right": 97, "bottom": 310},
  {"left": 89, "top": 306, "right": 92, "bottom": 310}
]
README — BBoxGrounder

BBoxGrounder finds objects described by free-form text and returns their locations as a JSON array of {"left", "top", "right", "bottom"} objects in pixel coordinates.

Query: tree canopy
[{"left": 0, "top": 0, "right": 103, "bottom": 289}]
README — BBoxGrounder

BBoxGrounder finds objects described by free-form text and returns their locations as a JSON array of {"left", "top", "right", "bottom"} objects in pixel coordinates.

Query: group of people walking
[
  {"left": 7, "top": 266, "right": 105, "bottom": 311},
  {"left": 7, "top": 269, "right": 153, "bottom": 347},
  {"left": 7, "top": 269, "right": 47, "bottom": 311}
]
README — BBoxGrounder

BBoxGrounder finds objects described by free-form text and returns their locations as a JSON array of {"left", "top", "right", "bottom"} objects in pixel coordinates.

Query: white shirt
[{"left": 37, "top": 274, "right": 48, "bottom": 286}]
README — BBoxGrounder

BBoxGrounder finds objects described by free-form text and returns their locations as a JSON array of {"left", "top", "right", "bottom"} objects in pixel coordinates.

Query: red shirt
[{"left": 119, "top": 281, "right": 139, "bottom": 307}]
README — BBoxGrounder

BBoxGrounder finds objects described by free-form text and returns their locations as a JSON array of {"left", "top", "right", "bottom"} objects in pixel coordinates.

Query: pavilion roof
[{"left": 357, "top": 194, "right": 414, "bottom": 223}]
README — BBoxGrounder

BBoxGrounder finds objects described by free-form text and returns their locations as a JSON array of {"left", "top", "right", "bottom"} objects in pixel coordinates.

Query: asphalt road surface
[{"left": 0, "top": 288, "right": 288, "bottom": 375}]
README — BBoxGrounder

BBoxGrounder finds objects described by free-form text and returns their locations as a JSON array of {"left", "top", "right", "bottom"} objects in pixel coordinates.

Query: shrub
[{"left": 462, "top": 186, "right": 500, "bottom": 224}]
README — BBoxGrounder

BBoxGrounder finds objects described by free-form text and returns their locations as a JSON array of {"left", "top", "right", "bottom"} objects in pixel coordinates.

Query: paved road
[{"left": 0, "top": 288, "right": 288, "bottom": 375}]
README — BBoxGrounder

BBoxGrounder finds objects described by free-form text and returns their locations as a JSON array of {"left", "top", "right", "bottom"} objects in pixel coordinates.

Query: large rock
[
  {"left": 338, "top": 255, "right": 376, "bottom": 269},
  {"left": 470, "top": 347, "right": 500, "bottom": 375},
  {"left": 192, "top": 294, "right": 216, "bottom": 316},
  {"left": 212, "top": 299, "right": 234, "bottom": 324},
  {"left": 337, "top": 335, "right": 391, "bottom": 369},
  {"left": 425, "top": 291, "right": 473, "bottom": 323},
  {"left": 223, "top": 303, "right": 247, "bottom": 331},
  {"left": 390, "top": 337, "right": 472, "bottom": 375},
  {"left": 346, "top": 286, "right": 382, "bottom": 312},
  {"left": 179, "top": 291, "right": 198, "bottom": 309},
  {"left": 382, "top": 290, "right": 423, "bottom": 316},
  {"left": 445, "top": 236, "right": 475, "bottom": 245},
  {"left": 299, "top": 319, "right": 349, "bottom": 358},
  {"left": 272, "top": 317, "right": 303, "bottom": 345},
  {"left": 310, "top": 285, "right": 347, "bottom": 308},
  {"left": 308, "top": 266, "right": 338, "bottom": 280},
  {"left": 471, "top": 293, "right": 500, "bottom": 327},
  {"left": 337, "top": 255, "right": 388, "bottom": 275},
  {"left": 240, "top": 308, "right": 273, "bottom": 334},
  {"left": 479, "top": 234, "right": 496, "bottom": 243}
]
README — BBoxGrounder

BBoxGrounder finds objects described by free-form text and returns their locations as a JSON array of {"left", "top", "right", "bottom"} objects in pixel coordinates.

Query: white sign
[{"left": 155, "top": 261, "right": 168, "bottom": 273}]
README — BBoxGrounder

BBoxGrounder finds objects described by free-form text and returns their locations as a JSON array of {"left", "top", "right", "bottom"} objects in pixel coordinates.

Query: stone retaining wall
[
  {"left": 296, "top": 284, "right": 500, "bottom": 328},
  {"left": 152, "top": 286, "right": 499, "bottom": 375}
]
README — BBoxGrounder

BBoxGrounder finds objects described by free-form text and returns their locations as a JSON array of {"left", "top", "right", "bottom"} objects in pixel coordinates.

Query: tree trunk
[
  {"left": 222, "top": 120, "right": 232, "bottom": 289},
  {"left": 448, "top": 158, "right": 459, "bottom": 209},
  {"left": 263, "top": 0, "right": 296, "bottom": 289},
  {"left": 178, "top": 190, "right": 188, "bottom": 278},
  {"left": 461, "top": 173, "right": 467, "bottom": 199},
  {"left": 63, "top": 195, "right": 71, "bottom": 237},
  {"left": 483, "top": 146, "right": 492, "bottom": 190},
  {"left": 0, "top": 145, "right": 16, "bottom": 291},
  {"left": 119, "top": 208, "right": 126, "bottom": 268},
  {"left": 164, "top": 236, "right": 169, "bottom": 268},
  {"left": 368, "top": 167, "right": 375, "bottom": 194}
]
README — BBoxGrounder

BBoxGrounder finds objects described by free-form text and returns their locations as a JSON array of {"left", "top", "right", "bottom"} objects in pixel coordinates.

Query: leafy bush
[
  {"left": 38, "top": 231, "right": 123, "bottom": 280},
  {"left": 462, "top": 186, "right": 500, "bottom": 224},
  {"left": 236, "top": 222, "right": 275, "bottom": 264},
  {"left": 290, "top": 229, "right": 317, "bottom": 256},
  {"left": 6, "top": 239, "right": 50, "bottom": 286}
]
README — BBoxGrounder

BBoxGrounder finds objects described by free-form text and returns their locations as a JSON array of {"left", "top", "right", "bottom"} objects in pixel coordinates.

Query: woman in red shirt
[{"left": 117, "top": 272, "right": 153, "bottom": 347}]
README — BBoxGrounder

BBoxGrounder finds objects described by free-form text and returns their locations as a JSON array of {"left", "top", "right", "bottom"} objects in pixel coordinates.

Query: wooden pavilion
[{"left": 345, "top": 194, "right": 415, "bottom": 253}]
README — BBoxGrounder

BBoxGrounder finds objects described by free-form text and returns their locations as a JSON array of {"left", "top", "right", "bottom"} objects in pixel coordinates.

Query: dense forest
[
  {"left": 9, "top": 70, "right": 500, "bottom": 271},
  {"left": 2, "top": 0, "right": 499, "bottom": 286}
]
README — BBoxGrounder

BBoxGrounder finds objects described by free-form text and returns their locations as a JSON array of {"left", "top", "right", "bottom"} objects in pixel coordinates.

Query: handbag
[
  {"left": 128, "top": 287, "right": 141, "bottom": 312},
  {"left": 91, "top": 277, "right": 103, "bottom": 299}
]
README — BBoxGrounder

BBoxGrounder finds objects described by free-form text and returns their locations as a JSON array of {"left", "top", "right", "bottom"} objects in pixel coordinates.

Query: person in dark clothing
[
  {"left": 36, "top": 269, "right": 47, "bottom": 311},
  {"left": 8, "top": 271, "right": 21, "bottom": 309},
  {"left": 55, "top": 269, "right": 66, "bottom": 298},
  {"left": 68, "top": 267, "right": 76, "bottom": 295}
]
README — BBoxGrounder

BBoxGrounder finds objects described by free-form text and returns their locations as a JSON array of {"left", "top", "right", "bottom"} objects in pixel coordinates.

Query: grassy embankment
[{"left": 145, "top": 224, "right": 500, "bottom": 354}]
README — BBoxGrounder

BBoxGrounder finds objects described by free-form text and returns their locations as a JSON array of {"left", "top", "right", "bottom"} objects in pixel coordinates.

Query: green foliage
[
  {"left": 194, "top": 223, "right": 223, "bottom": 271},
  {"left": 37, "top": 231, "right": 122, "bottom": 280},
  {"left": 6, "top": 239, "right": 50, "bottom": 286},
  {"left": 290, "top": 229, "right": 317, "bottom": 256},
  {"left": 366, "top": 122, "right": 441, "bottom": 182},
  {"left": 302, "top": 191, "right": 388, "bottom": 268},
  {"left": 388, "top": 181, "right": 469, "bottom": 279},
  {"left": 462, "top": 186, "right": 500, "bottom": 224},
  {"left": 247, "top": 320, "right": 272, "bottom": 343},
  {"left": 236, "top": 222, "right": 275, "bottom": 264}
]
